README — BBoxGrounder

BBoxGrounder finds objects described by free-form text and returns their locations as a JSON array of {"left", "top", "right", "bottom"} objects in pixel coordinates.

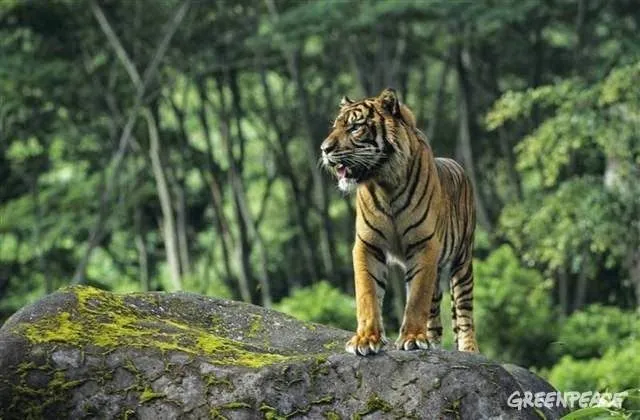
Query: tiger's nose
[{"left": 320, "top": 140, "right": 337, "bottom": 154}]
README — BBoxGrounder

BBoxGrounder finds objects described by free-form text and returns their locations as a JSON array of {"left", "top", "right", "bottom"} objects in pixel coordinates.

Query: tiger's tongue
[{"left": 337, "top": 165, "right": 348, "bottom": 178}]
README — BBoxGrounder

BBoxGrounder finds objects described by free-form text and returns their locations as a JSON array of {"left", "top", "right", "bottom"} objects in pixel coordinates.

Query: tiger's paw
[
  {"left": 427, "top": 339, "right": 441, "bottom": 350},
  {"left": 345, "top": 332, "right": 387, "bottom": 356},
  {"left": 395, "top": 332, "right": 430, "bottom": 351}
]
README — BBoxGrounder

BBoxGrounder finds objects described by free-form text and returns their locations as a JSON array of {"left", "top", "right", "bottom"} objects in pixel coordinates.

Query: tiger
[{"left": 320, "top": 88, "right": 479, "bottom": 356}]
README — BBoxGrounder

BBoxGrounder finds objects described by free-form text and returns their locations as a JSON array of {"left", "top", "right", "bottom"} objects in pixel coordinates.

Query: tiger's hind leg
[
  {"left": 450, "top": 257, "right": 479, "bottom": 352},
  {"left": 426, "top": 280, "right": 443, "bottom": 348}
]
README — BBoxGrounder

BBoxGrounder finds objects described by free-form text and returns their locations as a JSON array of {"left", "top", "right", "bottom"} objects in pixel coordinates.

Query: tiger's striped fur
[{"left": 320, "top": 88, "right": 479, "bottom": 356}]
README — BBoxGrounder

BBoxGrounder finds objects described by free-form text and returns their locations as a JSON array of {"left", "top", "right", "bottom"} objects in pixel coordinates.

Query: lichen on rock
[
  {"left": 0, "top": 286, "right": 568, "bottom": 419},
  {"left": 16, "top": 286, "right": 289, "bottom": 369}
]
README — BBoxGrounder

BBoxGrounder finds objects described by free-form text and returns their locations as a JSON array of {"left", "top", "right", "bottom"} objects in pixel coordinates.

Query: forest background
[{"left": 1, "top": 0, "right": 639, "bottom": 395}]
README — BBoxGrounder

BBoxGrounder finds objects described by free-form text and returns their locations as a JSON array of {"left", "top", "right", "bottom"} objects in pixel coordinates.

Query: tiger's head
[{"left": 321, "top": 88, "right": 418, "bottom": 192}]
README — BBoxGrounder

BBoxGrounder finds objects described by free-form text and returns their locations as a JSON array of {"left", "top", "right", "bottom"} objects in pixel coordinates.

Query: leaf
[{"left": 561, "top": 407, "right": 624, "bottom": 420}]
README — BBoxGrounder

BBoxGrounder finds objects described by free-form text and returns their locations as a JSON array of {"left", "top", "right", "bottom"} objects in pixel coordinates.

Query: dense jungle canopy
[{"left": 1, "top": 0, "right": 639, "bottom": 395}]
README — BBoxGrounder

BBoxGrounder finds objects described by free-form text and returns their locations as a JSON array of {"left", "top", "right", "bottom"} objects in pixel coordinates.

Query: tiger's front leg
[
  {"left": 396, "top": 246, "right": 439, "bottom": 351},
  {"left": 345, "top": 237, "right": 387, "bottom": 356}
]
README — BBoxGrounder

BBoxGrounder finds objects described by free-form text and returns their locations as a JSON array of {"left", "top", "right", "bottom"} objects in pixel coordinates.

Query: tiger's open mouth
[
  {"left": 334, "top": 163, "right": 357, "bottom": 192},
  {"left": 336, "top": 164, "right": 352, "bottom": 180}
]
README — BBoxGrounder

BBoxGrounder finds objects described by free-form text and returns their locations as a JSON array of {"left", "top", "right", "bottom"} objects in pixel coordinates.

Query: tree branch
[
  {"left": 89, "top": 0, "right": 142, "bottom": 88},
  {"left": 73, "top": 0, "right": 192, "bottom": 285}
]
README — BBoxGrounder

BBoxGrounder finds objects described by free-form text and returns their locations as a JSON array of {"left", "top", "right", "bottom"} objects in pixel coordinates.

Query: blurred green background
[{"left": 1, "top": 0, "right": 639, "bottom": 397}]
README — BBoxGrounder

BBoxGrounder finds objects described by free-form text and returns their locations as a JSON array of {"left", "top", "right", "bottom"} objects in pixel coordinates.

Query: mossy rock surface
[{"left": 0, "top": 286, "right": 566, "bottom": 419}]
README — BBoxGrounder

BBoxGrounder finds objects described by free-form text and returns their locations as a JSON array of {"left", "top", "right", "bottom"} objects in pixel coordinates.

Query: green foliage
[
  {"left": 554, "top": 304, "right": 640, "bottom": 360},
  {"left": 474, "top": 245, "right": 558, "bottom": 367},
  {"left": 1, "top": 0, "right": 640, "bottom": 398},
  {"left": 561, "top": 405, "right": 633, "bottom": 420},
  {"left": 488, "top": 63, "right": 640, "bottom": 190},
  {"left": 486, "top": 80, "right": 580, "bottom": 132},
  {"left": 500, "top": 177, "right": 629, "bottom": 274},
  {"left": 274, "top": 281, "right": 356, "bottom": 331},
  {"left": 548, "top": 339, "right": 640, "bottom": 393},
  {"left": 489, "top": 60, "right": 640, "bottom": 320},
  {"left": 546, "top": 305, "right": 640, "bottom": 396}
]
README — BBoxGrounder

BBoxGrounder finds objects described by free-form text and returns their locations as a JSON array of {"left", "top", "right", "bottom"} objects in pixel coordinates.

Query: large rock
[{"left": 0, "top": 286, "right": 567, "bottom": 419}]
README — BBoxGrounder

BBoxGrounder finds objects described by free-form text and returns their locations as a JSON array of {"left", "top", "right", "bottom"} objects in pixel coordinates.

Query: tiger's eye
[{"left": 350, "top": 124, "right": 364, "bottom": 133}]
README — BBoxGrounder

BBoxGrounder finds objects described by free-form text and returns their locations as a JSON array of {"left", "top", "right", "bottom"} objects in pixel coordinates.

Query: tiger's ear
[
  {"left": 340, "top": 96, "right": 354, "bottom": 107},
  {"left": 378, "top": 88, "right": 399, "bottom": 116}
]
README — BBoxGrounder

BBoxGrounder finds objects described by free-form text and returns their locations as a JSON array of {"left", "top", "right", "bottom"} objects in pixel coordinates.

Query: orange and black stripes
[
  {"left": 322, "top": 88, "right": 479, "bottom": 355},
  {"left": 356, "top": 233, "right": 386, "bottom": 265}
]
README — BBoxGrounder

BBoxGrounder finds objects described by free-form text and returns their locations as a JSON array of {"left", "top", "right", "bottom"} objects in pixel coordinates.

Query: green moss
[
  {"left": 303, "top": 322, "right": 318, "bottom": 331},
  {"left": 209, "top": 401, "right": 252, "bottom": 419},
  {"left": 323, "top": 410, "right": 341, "bottom": 420},
  {"left": 26, "top": 311, "right": 85, "bottom": 343},
  {"left": 310, "top": 356, "right": 330, "bottom": 377},
  {"left": 353, "top": 393, "right": 394, "bottom": 419},
  {"left": 442, "top": 397, "right": 462, "bottom": 420},
  {"left": 195, "top": 332, "right": 287, "bottom": 368},
  {"left": 221, "top": 401, "right": 252, "bottom": 409},
  {"left": 364, "top": 394, "right": 393, "bottom": 413},
  {"left": 122, "top": 358, "right": 139, "bottom": 375},
  {"left": 7, "top": 369, "right": 86, "bottom": 418},
  {"left": 92, "top": 366, "right": 114, "bottom": 386},
  {"left": 6, "top": 286, "right": 348, "bottom": 417},
  {"left": 139, "top": 386, "right": 164, "bottom": 403},
  {"left": 120, "top": 408, "right": 135, "bottom": 420},
  {"left": 322, "top": 340, "right": 341, "bottom": 351},
  {"left": 204, "top": 373, "right": 234, "bottom": 390},
  {"left": 16, "top": 286, "right": 291, "bottom": 369},
  {"left": 259, "top": 403, "right": 286, "bottom": 420},
  {"left": 16, "top": 361, "right": 37, "bottom": 373},
  {"left": 49, "top": 370, "right": 85, "bottom": 390},
  {"left": 256, "top": 395, "right": 334, "bottom": 419},
  {"left": 247, "top": 314, "right": 263, "bottom": 338},
  {"left": 312, "top": 395, "right": 334, "bottom": 405},
  {"left": 209, "top": 410, "right": 229, "bottom": 420}
]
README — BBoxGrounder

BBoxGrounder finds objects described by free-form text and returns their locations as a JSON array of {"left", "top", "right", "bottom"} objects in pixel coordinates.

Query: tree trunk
[
  {"left": 214, "top": 76, "right": 254, "bottom": 303},
  {"left": 72, "top": 173, "right": 109, "bottom": 285},
  {"left": 558, "top": 266, "right": 569, "bottom": 317},
  {"left": 31, "top": 175, "right": 50, "bottom": 293},
  {"left": 134, "top": 207, "right": 150, "bottom": 292},
  {"left": 195, "top": 82, "right": 239, "bottom": 298},
  {"left": 416, "top": 61, "right": 429, "bottom": 130},
  {"left": 455, "top": 42, "right": 493, "bottom": 232},
  {"left": 348, "top": 41, "right": 371, "bottom": 96},
  {"left": 174, "top": 181, "right": 191, "bottom": 276},
  {"left": 166, "top": 96, "right": 192, "bottom": 278},
  {"left": 572, "top": 255, "right": 589, "bottom": 312},
  {"left": 229, "top": 170, "right": 273, "bottom": 307},
  {"left": 427, "top": 56, "right": 450, "bottom": 142},
  {"left": 74, "top": 0, "right": 190, "bottom": 285},
  {"left": 144, "top": 109, "right": 182, "bottom": 291},
  {"left": 291, "top": 52, "right": 336, "bottom": 281},
  {"left": 227, "top": 71, "right": 273, "bottom": 306},
  {"left": 265, "top": 1, "right": 336, "bottom": 282},
  {"left": 259, "top": 68, "right": 319, "bottom": 283},
  {"left": 230, "top": 180, "right": 255, "bottom": 304},
  {"left": 203, "top": 170, "right": 240, "bottom": 297}
]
